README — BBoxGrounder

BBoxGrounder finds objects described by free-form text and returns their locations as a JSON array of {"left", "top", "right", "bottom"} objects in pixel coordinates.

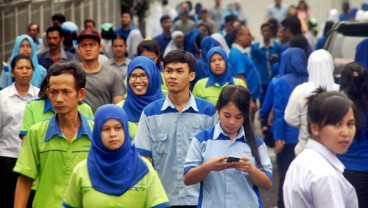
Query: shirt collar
[
  {"left": 8, "top": 83, "right": 38, "bottom": 98},
  {"left": 259, "top": 40, "right": 275, "bottom": 49},
  {"left": 161, "top": 93, "right": 199, "bottom": 112},
  {"left": 45, "top": 112, "right": 92, "bottom": 142},
  {"left": 307, "top": 139, "right": 345, "bottom": 173},
  {"left": 109, "top": 58, "right": 131, "bottom": 66},
  {"left": 213, "top": 121, "right": 246, "bottom": 142},
  {"left": 44, "top": 98, "right": 55, "bottom": 113},
  {"left": 232, "top": 43, "right": 247, "bottom": 53},
  {"left": 44, "top": 48, "right": 69, "bottom": 60}
]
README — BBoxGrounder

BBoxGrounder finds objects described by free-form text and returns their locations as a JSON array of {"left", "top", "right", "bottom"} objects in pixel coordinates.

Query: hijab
[
  {"left": 206, "top": 47, "right": 234, "bottom": 87},
  {"left": 211, "top": 33, "right": 231, "bottom": 56},
  {"left": 123, "top": 56, "right": 164, "bottom": 122},
  {"left": 164, "top": 30, "right": 184, "bottom": 57},
  {"left": 87, "top": 104, "right": 148, "bottom": 196},
  {"left": 5, "top": 35, "right": 46, "bottom": 87}
]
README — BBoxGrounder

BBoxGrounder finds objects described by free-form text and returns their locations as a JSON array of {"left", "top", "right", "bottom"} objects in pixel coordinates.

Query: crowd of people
[{"left": 1, "top": 0, "right": 368, "bottom": 207}]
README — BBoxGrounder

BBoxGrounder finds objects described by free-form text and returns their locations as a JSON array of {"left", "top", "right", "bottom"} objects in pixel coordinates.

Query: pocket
[{"left": 151, "top": 133, "right": 168, "bottom": 155}]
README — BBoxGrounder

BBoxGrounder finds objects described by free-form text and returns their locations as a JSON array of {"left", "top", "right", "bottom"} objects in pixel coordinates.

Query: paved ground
[{"left": 260, "top": 149, "right": 279, "bottom": 208}]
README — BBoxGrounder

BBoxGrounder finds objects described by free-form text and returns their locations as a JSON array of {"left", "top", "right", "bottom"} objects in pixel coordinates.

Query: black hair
[
  {"left": 216, "top": 85, "right": 263, "bottom": 167},
  {"left": 307, "top": 88, "right": 354, "bottom": 137},
  {"left": 46, "top": 61, "right": 86, "bottom": 92},
  {"left": 10, "top": 54, "right": 34, "bottom": 83},
  {"left": 160, "top": 15, "right": 171, "bottom": 23},
  {"left": 281, "top": 16, "right": 302, "bottom": 35},
  {"left": 195, "top": 32, "right": 207, "bottom": 48},
  {"left": 51, "top": 13, "right": 66, "bottom": 24},
  {"left": 290, "top": 34, "right": 309, "bottom": 56},
  {"left": 46, "top": 26, "right": 64, "bottom": 38},
  {"left": 121, "top": 10, "right": 133, "bottom": 19},
  {"left": 323, "top": 21, "right": 334, "bottom": 37},
  {"left": 84, "top": 19, "right": 96, "bottom": 27},
  {"left": 261, "top": 23, "right": 271, "bottom": 30},
  {"left": 297, "top": 0, "right": 309, "bottom": 11},
  {"left": 340, "top": 62, "right": 368, "bottom": 132},
  {"left": 163, "top": 50, "right": 196, "bottom": 73},
  {"left": 27, "top": 23, "right": 39, "bottom": 31},
  {"left": 224, "top": 14, "right": 238, "bottom": 24},
  {"left": 267, "top": 18, "right": 279, "bottom": 38},
  {"left": 342, "top": 2, "right": 350, "bottom": 13},
  {"left": 137, "top": 40, "right": 161, "bottom": 57},
  {"left": 197, "top": 23, "right": 212, "bottom": 35}
]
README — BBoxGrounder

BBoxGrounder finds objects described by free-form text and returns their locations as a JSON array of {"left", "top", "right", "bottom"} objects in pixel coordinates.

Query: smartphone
[{"left": 226, "top": 156, "right": 240, "bottom": 163}]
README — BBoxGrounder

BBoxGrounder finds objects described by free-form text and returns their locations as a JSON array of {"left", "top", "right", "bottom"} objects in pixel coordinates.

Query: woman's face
[
  {"left": 141, "top": 50, "right": 159, "bottom": 64},
  {"left": 12, "top": 58, "right": 33, "bottom": 86},
  {"left": 210, "top": 53, "right": 226, "bottom": 75},
  {"left": 128, "top": 68, "right": 149, "bottom": 96},
  {"left": 18, "top": 39, "right": 32, "bottom": 56},
  {"left": 101, "top": 119, "right": 125, "bottom": 151},
  {"left": 112, "top": 39, "right": 127, "bottom": 58},
  {"left": 174, "top": 35, "right": 184, "bottom": 48},
  {"left": 219, "top": 101, "right": 244, "bottom": 139},
  {"left": 312, "top": 108, "right": 356, "bottom": 154}
]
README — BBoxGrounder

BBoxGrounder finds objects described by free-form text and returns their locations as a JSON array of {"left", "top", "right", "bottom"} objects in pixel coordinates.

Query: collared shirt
[
  {"left": 184, "top": 122, "right": 272, "bottom": 208},
  {"left": 37, "top": 48, "right": 74, "bottom": 70},
  {"left": 103, "top": 57, "right": 131, "bottom": 80},
  {"left": 20, "top": 98, "right": 94, "bottom": 137},
  {"left": 0, "top": 83, "right": 39, "bottom": 158},
  {"left": 153, "top": 33, "right": 172, "bottom": 54},
  {"left": 283, "top": 139, "right": 358, "bottom": 208},
  {"left": 266, "top": 3, "right": 288, "bottom": 23},
  {"left": 134, "top": 94, "right": 215, "bottom": 206},
  {"left": 13, "top": 113, "right": 93, "bottom": 208}
]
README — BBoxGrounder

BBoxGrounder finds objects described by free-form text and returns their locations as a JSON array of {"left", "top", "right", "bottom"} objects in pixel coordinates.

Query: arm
[
  {"left": 134, "top": 112, "right": 153, "bottom": 159},
  {"left": 14, "top": 175, "right": 33, "bottom": 208},
  {"left": 112, "top": 95, "right": 124, "bottom": 104},
  {"left": 184, "top": 156, "right": 228, "bottom": 185},
  {"left": 111, "top": 69, "right": 126, "bottom": 104},
  {"left": 273, "top": 81, "right": 286, "bottom": 153},
  {"left": 284, "top": 85, "right": 303, "bottom": 128}
]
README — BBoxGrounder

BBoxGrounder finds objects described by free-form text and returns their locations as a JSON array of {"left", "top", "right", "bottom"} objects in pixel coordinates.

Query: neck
[
  {"left": 50, "top": 47, "right": 61, "bottom": 56},
  {"left": 263, "top": 38, "right": 270, "bottom": 45},
  {"left": 15, "top": 83, "right": 30, "bottom": 96},
  {"left": 168, "top": 90, "right": 190, "bottom": 112},
  {"left": 81, "top": 61, "right": 101, "bottom": 73},
  {"left": 57, "top": 111, "right": 81, "bottom": 141},
  {"left": 163, "top": 30, "right": 171, "bottom": 37},
  {"left": 123, "top": 24, "right": 131, "bottom": 30},
  {"left": 114, "top": 56, "right": 126, "bottom": 64}
]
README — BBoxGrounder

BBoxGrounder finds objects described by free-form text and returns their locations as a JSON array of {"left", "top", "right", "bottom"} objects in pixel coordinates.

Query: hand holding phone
[{"left": 226, "top": 156, "right": 240, "bottom": 163}]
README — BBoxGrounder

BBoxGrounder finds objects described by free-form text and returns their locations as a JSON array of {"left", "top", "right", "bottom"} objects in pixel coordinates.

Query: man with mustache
[{"left": 37, "top": 26, "right": 74, "bottom": 70}]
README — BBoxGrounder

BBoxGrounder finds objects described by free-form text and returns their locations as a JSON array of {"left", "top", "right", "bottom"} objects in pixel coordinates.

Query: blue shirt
[
  {"left": 37, "top": 49, "right": 74, "bottom": 70},
  {"left": 184, "top": 122, "right": 272, "bottom": 208},
  {"left": 229, "top": 44, "right": 262, "bottom": 99},
  {"left": 153, "top": 34, "right": 171, "bottom": 54},
  {"left": 251, "top": 41, "right": 281, "bottom": 85},
  {"left": 134, "top": 94, "right": 215, "bottom": 206},
  {"left": 114, "top": 25, "right": 136, "bottom": 39}
]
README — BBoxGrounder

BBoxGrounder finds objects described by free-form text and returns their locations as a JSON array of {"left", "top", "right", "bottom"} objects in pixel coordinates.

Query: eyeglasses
[{"left": 129, "top": 74, "right": 148, "bottom": 81}]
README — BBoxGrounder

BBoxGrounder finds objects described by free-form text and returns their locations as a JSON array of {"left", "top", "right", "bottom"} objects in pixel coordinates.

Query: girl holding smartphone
[{"left": 184, "top": 85, "right": 272, "bottom": 208}]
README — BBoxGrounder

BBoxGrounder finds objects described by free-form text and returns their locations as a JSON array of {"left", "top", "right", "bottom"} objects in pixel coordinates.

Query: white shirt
[
  {"left": 0, "top": 83, "right": 39, "bottom": 158},
  {"left": 283, "top": 139, "right": 358, "bottom": 208}
]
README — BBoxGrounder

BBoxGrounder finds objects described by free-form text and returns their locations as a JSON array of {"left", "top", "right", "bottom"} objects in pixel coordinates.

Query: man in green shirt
[{"left": 14, "top": 62, "right": 93, "bottom": 208}]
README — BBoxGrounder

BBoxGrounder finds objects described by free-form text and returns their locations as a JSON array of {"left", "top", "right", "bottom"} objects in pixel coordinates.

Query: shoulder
[
  {"left": 194, "top": 78, "right": 209, "bottom": 89},
  {"left": 195, "top": 126, "right": 216, "bottom": 143},
  {"left": 142, "top": 98, "right": 166, "bottom": 116},
  {"left": 194, "top": 97, "right": 216, "bottom": 115}
]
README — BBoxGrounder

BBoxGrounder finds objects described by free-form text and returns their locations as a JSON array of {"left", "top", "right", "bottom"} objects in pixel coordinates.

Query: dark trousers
[
  {"left": 344, "top": 170, "right": 368, "bottom": 208},
  {"left": 276, "top": 143, "right": 296, "bottom": 208},
  {"left": 0, "top": 156, "right": 17, "bottom": 208}
]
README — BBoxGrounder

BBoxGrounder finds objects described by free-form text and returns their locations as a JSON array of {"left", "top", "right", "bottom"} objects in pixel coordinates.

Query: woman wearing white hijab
[
  {"left": 284, "top": 49, "right": 339, "bottom": 155},
  {"left": 211, "top": 33, "right": 230, "bottom": 56},
  {"left": 163, "top": 30, "right": 184, "bottom": 57}
]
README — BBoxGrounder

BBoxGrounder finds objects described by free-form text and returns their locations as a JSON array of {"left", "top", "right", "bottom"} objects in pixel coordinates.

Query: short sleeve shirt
[
  {"left": 62, "top": 158, "right": 170, "bottom": 208},
  {"left": 13, "top": 113, "right": 93, "bottom": 208}
]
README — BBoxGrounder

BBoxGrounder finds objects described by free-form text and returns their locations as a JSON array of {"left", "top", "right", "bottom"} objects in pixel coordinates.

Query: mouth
[{"left": 338, "top": 140, "right": 351, "bottom": 146}]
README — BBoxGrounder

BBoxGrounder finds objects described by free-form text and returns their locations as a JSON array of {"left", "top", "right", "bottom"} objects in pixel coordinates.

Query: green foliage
[{"left": 121, "top": 0, "right": 155, "bottom": 22}]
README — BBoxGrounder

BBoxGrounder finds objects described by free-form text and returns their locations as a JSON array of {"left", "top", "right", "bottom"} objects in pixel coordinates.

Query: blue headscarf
[
  {"left": 184, "top": 28, "right": 202, "bottom": 58},
  {"left": 280, "top": 48, "right": 308, "bottom": 88},
  {"left": 5, "top": 35, "right": 46, "bottom": 87},
  {"left": 200, "top": 36, "right": 220, "bottom": 63},
  {"left": 355, "top": 38, "right": 368, "bottom": 70},
  {"left": 123, "top": 56, "right": 164, "bottom": 122},
  {"left": 87, "top": 104, "right": 148, "bottom": 196},
  {"left": 206, "top": 47, "right": 234, "bottom": 87}
]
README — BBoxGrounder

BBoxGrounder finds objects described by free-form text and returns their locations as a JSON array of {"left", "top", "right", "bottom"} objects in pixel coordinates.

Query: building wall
[{"left": 0, "top": 0, "right": 120, "bottom": 62}]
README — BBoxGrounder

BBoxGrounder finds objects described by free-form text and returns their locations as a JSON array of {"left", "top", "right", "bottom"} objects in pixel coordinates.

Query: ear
[
  {"left": 45, "top": 88, "right": 50, "bottom": 97},
  {"left": 77, "top": 88, "right": 87, "bottom": 102},
  {"left": 189, "top": 71, "right": 196, "bottom": 82},
  {"left": 310, "top": 123, "right": 319, "bottom": 137}
]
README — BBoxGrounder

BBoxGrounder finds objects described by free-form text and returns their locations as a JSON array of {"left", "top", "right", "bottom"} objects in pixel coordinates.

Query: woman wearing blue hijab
[
  {"left": 63, "top": 104, "right": 169, "bottom": 208},
  {"left": 0, "top": 35, "right": 46, "bottom": 89},
  {"left": 192, "top": 47, "right": 247, "bottom": 104},
  {"left": 117, "top": 56, "right": 164, "bottom": 137}
]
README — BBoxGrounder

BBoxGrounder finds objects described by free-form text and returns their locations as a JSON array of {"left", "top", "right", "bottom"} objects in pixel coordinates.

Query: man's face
[
  {"left": 112, "top": 38, "right": 127, "bottom": 58},
  {"left": 121, "top": 13, "right": 132, "bottom": 27},
  {"left": 85, "top": 22, "right": 95, "bottom": 30},
  {"left": 78, "top": 38, "right": 101, "bottom": 62},
  {"left": 236, "top": 26, "right": 252, "bottom": 48},
  {"left": 261, "top": 26, "right": 272, "bottom": 40},
  {"left": 27, "top": 25, "right": 39, "bottom": 39},
  {"left": 164, "top": 62, "right": 195, "bottom": 94},
  {"left": 47, "top": 31, "right": 63, "bottom": 50},
  {"left": 161, "top": 19, "right": 172, "bottom": 31},
  {"left": 46, "top": 73, "right": 85, "bottom": 116}
]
